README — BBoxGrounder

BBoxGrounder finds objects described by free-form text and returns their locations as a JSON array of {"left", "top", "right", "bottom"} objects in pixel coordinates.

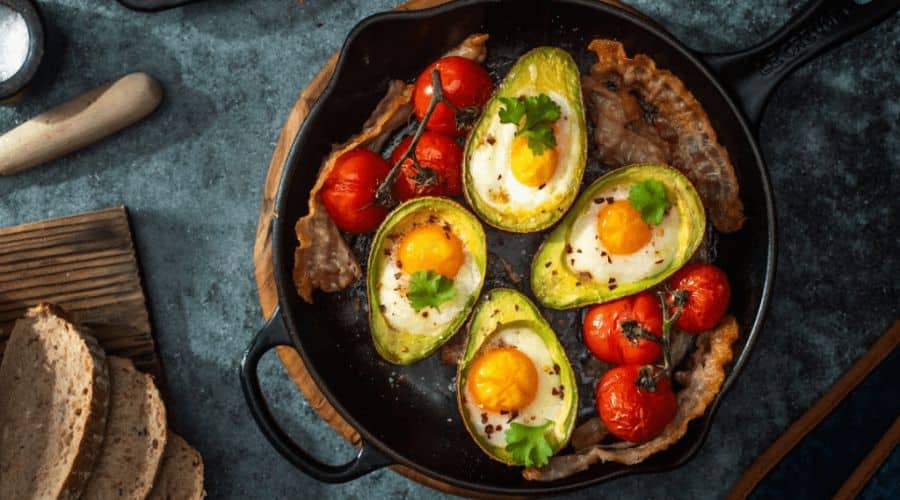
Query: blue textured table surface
[{"left": 1, "top": 1, "right": 897, "bottom": 498}]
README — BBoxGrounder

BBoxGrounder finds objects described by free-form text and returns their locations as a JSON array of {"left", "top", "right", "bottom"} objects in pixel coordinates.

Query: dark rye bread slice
[
  {"left": 81, "top": 356, "right": 167, "bottom": 499},
  {"left": 0, "top": 304, "right": 110, "bottom": 500},
  {"left": 148, "top": 432, "right": 206, "bottom": 500}
]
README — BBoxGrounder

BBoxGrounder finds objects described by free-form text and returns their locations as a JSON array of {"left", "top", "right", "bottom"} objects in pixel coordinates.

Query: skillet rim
[{"left": 269, "top": 0, "right": 777, "bottom": 493}]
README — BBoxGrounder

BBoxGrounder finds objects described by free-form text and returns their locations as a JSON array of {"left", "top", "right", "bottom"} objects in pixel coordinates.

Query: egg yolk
[
  {"left": 466, "top": 347, "right": 538, "bottom": 412},
  {"left": 510, "top": 136, "right": 558, "bottom": 187},
  {"left": 397, "top": 223, "right": 465, "bottom": 279},
  {"left": 597, "top": 200, "right": 652, "bottom": 255}
]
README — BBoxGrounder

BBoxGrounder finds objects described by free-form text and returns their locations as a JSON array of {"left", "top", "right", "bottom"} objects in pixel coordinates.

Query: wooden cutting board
[
  {"left": 0, "top": 206, "right": 161, "bottom": 382},
  {"left": 252, "top": 0, "right": 633, "bottom": 495}
]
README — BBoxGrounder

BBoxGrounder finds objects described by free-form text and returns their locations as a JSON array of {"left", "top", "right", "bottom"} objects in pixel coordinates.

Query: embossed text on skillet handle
[{"left": 701, "top": 0, "right": 900, "bottom": 128}]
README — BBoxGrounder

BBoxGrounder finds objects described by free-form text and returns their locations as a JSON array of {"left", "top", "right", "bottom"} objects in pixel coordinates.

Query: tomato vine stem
[
  {"left": 374, "top": 69, "right": 443, "bottom": 208},
  {"left": 636, "top": 289, "right": 687, "bottom": 391}
]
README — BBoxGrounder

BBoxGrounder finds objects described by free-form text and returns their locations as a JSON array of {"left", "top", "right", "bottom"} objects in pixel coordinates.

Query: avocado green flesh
[
  {"left": 531, "top": 163, "right": 706, "bottom": 310},
  {"left": 367, "top": 197, "right": 486, "bottom": 365},
  {"left": 456, "top": 288, "right": 577, "bottom": 465},
  {"left": 463, "top": 47, "right": 587, "bottom": 233}
]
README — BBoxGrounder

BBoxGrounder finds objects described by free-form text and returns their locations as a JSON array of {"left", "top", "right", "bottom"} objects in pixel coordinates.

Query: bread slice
[
  {"left": 0, "top": 304, "right": 110, "bottom": 500},
  {"left": 148, "top": 432, "right": 206, "bottom": 500},
  {"left": 81, "top": 356, "right": 167, "bottom": 499}
]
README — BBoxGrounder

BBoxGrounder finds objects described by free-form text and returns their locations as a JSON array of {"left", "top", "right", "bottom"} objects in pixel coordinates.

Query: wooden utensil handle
[{"left": 0, "top": 72, "right": 163, "bottom": 176}]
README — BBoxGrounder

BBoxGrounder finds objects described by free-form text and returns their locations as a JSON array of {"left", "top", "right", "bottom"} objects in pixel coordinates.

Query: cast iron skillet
[{"left": 241, "top": 0, "right": 898, "bottom": 494}]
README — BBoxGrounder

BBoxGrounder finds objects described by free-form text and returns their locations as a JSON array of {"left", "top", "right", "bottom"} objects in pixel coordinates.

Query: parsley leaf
[
  {"left": 498, "top": 97, "right": 526, "bottom": 125},
  {"left": 628, "top": 179, "right": 671, "bottom": 225},
  {"left": 504, "top": 421, "right": 554, "bottom": 468},
  {"left": 407, "top": 270, "right": 456, "bottom": 311},
  {"left": 498, "top": 94, "right": 562, "bottom": 156}
]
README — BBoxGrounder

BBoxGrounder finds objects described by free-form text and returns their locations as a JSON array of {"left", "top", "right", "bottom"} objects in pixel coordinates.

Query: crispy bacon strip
[
  {"left": 293, "top": 34, "right": 489, "bottom": 302},
  {"left": 523, "top": 315, "right": 739, "bottom": 481},
  {"left": 582, "top": 40, "right": 745, "bottom": 233}
]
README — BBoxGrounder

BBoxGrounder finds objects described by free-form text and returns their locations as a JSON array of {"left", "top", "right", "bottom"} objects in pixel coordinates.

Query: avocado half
[
  {"left": 463, "top": 47, "right": 587, "bottom": 233},
  {"left": 367, "top": 197, "right": 486, "bottom": 365},
  {"left": 456, "top": 288, "right": 577, "bottom": 465},
  {"left": 531, "top": 163, "right": 706, "bottom": 310}
]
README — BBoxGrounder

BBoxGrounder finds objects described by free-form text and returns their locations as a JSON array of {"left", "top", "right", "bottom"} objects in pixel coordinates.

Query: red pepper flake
[
  {"left": 553, "top": 363, "right": 560, "bottom": 374},
  {"left": 379, "top": 305, "right": 386, "bottom": 313},
  {"left": 593, "top": 198, "right": 603, "bottom": 204},
  {"left": 507, "top": 410, "right": 519, "bottom": 423},
  {"left": 655, "top": 259, "right": 664, "bottom": 264},
  {"left": 575, "top": 282, "right": 582, "bottom": 287},
  {"left": 551, "top": 270, "right": 558, "bottom": 276},
  {"left": 495, "top": 424, "right": 502, "bottom": 431},
  {"left": 606, "top": 197, "right": 614, "bottom": 204},
  {"left": 544, "top": 261, "right": 551, "bottom": 268},
  {"left": 607, "top": 255, "right": 613, "bottom": 264},
  {"left": 487, "top": 135, "right": 496, "bottom": 145},
  {"left": 481, "top": 413, "right": 488, "bottom": 424},
  {"left": 384, "top": 248, "right": 391, "bottom": 256},
  {"left": 600, "top": 251, "right": 607, "bottom": 257},
  {"left": 551, "top": 387, "right": 559, "bottom": 396},
  {"left": 497, "top": 174, "right": 502, "bottom": 180},
  {"left": 500, "top": 409, "right": 509, "bottom": 415},
  {"left": 428, "top": 214, "right": 439, "bottom": 224},
  {"left": 394, "top": 272, "right": 401, "bottom": 280},
  {"left": 514, "top": 304, "right": 519, "bottom": 311},
  {"left": 565, "top": 244, "right": 573, "bottom": 254},
  {"left": 485, "top": 424, "right": 494, "bottom": 435},
  {"left": 609, "top": 284, "right": 618, "bottom": 290},
  {"left": 421, "top": 311, "right": 429, "bottom": 318},
  {"left": 539, "top": 184, "right": 546, "bottom": 190},
  {"left": 608, "top": 277, "right": 616, "bottom": 284}
]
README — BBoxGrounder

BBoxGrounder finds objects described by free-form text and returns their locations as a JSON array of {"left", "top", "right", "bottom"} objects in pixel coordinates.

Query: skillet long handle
[
  {"left": 240, "top": 309, "right": 393, "bottom": 483},
  {"left": 700, "top": 0, "right": 899, "bottom": 128}
]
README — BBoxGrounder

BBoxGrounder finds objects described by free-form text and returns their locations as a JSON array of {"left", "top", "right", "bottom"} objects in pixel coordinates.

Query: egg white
[
  {"left": 468, "top": 90, "right": 579, "bottom": 217},
  {"left": 566, "top": 185, "right": 681, "bottom": 285},
  {"left": 376, "top": 242, "right": 481, "bottom": 336},
  {"left": 462, "top": 327, "right": 567, "bottom": 447}
]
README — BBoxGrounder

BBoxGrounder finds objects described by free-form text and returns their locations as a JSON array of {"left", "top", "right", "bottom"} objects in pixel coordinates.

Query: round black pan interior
[{"left": 272, "top": 0, "right": 773, "bottom": 493}]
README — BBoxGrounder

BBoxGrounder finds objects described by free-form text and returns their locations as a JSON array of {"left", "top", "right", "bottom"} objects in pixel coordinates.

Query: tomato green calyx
[
  {"left": 504, "top": 420, "right": 554, "bottom": 468},
  {"left": 619, "top": 319, "right": 661, "bottom": 346},
  {"left": 376, "top": 69, "right": 467, "bottom": 208},
  {"left": 636, "top": 365, "right": 664, "bottom": 392}
]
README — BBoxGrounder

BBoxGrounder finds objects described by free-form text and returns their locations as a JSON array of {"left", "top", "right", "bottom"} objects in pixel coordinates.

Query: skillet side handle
[
  {"left": 240, "top": 309, "right": 393, "bottom": 483},
  {"left": 700, "top": 0, "right": 899, "bottom": 128}
]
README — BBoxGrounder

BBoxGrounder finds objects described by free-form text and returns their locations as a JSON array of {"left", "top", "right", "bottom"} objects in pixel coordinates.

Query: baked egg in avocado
[
  {"left": 457, "top": 289, "right": 577, "bottom": 467},
  {"left": 463, "top": 47, "right": 587, "bottom": 233},
  {"left": 367, "top": 197, "right": 486, "bottom": 365},
  {"left": 531, "top": 163, "right": 706, "bottom": 309}
]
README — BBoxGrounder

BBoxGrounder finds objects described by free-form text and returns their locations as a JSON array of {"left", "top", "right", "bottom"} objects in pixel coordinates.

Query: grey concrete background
[{"left": 1, "top": 0, "right": 897, "bottom": 498}]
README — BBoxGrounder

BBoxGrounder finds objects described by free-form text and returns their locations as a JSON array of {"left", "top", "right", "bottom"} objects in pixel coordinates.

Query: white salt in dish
[{"left": 0, "top": 3, "right": 30, "bottom": 82}]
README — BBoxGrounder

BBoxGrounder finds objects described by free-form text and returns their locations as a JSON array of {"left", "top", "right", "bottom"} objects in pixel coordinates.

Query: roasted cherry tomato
[
  {"left": 668, "top": 263, "right": 731, "bottom": 333},
  {"left": 413, "top": 56, "right": 493, "bottom": 136},
  {"left": 320, "top": 148, "right": 391, "bottom": 233},
  {"left": 583, "top": 292, "right": 663, "bottom": 365},
  {"left": 596, "top": 364, "right": 676, "bottom": 443},
  {"left": 390, "top": 132, "right": 463, "bottom": 201}
]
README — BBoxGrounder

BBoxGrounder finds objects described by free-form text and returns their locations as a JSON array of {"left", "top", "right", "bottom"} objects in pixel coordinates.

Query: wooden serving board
[
  {"left": 0, "top": 206, "right": 161, "bottom": 381},
  {"left": 252, "top": 0, "right": 632, "bottom": 495}
]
